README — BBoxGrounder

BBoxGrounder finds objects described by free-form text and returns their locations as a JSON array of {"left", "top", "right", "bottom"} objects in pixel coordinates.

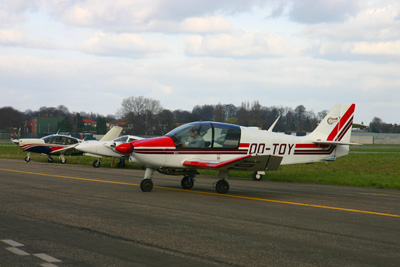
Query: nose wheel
[
  {"left": 140, "top": 179, "right": 153, "bottom": 192},
  {"left": 140, "top": 168, "right": 154, "bottom": 192}
]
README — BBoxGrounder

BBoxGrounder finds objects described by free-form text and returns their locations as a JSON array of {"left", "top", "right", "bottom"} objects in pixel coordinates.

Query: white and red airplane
[
  {"left": 13, "top": 126, "right": 123, "bottom": 164},
  {"left": 75, "top": 134, "right": 143, "bottom": 168},
  {"left": 116, "top": 103, "right": 356, "bottom": 194}
]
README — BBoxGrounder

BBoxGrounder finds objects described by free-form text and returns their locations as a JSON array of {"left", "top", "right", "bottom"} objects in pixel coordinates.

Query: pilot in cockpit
[{"left": 183, "top": 128, "right": 205, "bottom": 148}]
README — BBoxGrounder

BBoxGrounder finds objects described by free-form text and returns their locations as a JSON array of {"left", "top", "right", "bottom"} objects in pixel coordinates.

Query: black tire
[
  {"left": 92, "top": 160, "right": 101, "bottom": 168},
  {"left": 24, "top": 157, "right": 30, "bottom": 162},
  {"left": 48, "top": 157, "right": 54, "bottom": 163},
  {"left": 252, "top": 171, "right": 263, "bottom": 181},
  {"left": 181, "top": 176, "right": 194, "bottom": 189},
  {"left": 61, "top": 158, "right": 67, "bottom": 164},
  {"left": 118, "top": 159, "right": 125, "bottom": 168},
  {"left": 140, "top": 179, "right": 153, "bottom": 192},
  {"left": 216, "top": 180, "right": 229, "bottom": 194}
]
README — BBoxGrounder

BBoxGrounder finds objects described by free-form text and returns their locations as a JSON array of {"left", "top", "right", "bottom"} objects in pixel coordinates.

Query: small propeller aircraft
[
  {"left": 75, "top": 134, "right": 143, "bottom": 168},
  {"left": 13, "top": 134, "right": 84, "bottom": 163},
  {"left": 13, "top": 126, "right": 123, "bottom": 164},
  {"left": 116, "top": 103, "right": 357, "bottom": 194}
]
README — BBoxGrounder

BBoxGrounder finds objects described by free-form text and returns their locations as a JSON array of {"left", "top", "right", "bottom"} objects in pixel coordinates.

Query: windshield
[{"left": 114, "top": 136, "right": 128, "bottom": 143}]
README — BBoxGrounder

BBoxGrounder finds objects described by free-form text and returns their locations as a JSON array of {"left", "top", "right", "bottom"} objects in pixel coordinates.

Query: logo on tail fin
[{"left": 327, "top": 117, "right": 339, "bottom": 125}]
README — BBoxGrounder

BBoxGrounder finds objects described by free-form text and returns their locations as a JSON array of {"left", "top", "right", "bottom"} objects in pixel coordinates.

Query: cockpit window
[
  {"left": 212, "top": 123, "right": 241, "bottom": 148},
  {"left": 114, "top": 136, "right": 128, "bottom": 143},
  {"left": 167, "top": 123, "right": 211, "bottom": 148},
  {"left": 167, "top": 122, "right": 241, "bottom": 149},
  {"left": 43, "top": 135, "right": 78, "bottom": 145},
  {"left": 43, "top": 135, "right": 54, "bottom": 144}
]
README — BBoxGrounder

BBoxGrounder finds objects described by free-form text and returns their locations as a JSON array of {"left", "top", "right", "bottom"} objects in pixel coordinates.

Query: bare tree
[
  {"left": 117, "top": 96, "right": 162, "bottom": 118},
  {"left": 214, "top": 103, "right": 224, "bottom": 122},
  {"left": 118, "top": 96, "right": 163, "bottom": 135}
]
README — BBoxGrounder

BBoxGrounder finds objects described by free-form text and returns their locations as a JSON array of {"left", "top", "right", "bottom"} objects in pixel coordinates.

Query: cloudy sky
[{"left": 1, "top": 0, "right": 399, "bottom": 125}]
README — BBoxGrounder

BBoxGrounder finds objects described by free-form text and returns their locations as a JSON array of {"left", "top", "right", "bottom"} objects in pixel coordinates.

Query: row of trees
[{"left": 0, "top": 96, "right": 396, "bottom": 136}]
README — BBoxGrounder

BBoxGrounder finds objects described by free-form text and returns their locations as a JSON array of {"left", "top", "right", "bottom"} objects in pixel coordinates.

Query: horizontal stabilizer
[
  {"left": 183, "top": 154, "right": 282, "bottom": 172},
  {"left": 313, "top": 140, "right": 361, "bottom": 146}
]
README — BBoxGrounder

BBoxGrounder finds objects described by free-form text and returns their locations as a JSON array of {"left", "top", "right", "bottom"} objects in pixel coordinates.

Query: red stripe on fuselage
[{"left": 132, "top": 136, "right": 175, "bottom": 148}]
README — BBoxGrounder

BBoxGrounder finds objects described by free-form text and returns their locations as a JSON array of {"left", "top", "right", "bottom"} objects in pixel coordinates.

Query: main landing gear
[
  {"left": 24, "top": 152, "right": 31, "bottom": 162},
  {"left": 59, "top": 154, "right": 66, "bottom": 164},
  {"left": 213, "top": 170, "right": 230, "bottom": 194},
  {"left": 252, "top": 171, "right": 264, "bottom": 181},
  {"left": 181, "top": 175, "right": 195, "bottom": 189},
  {"left": 139, "top": 168, "right": 231, "bottom": 194},
  {"left": 93, "top": 159, "right": 101, "bottom": 168}
]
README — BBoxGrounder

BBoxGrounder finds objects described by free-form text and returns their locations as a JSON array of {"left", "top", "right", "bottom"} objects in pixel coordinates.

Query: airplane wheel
[
  {"left": 48, "top": 157, "right": 54, "bottom": 163},
  {"left": 216, "top": 180, "right": 229, "bottom": 194},
  {"left": 140, "top": 179, "right": 153, "bottom": 192},
  {"left": 61, "top": 158, "right": 67, "bottom": 164},
  {"left": 252, "top": 171, "right": 263, "bottom": 181},
  {"left": 92, "top": 160, "right": 101, "bottom": 168},
  {"left": 181, "top": 176, "right": 194, "bottom": 189},
  {"left": 24, "top": 157, "right": 30, "bottom": 162},
  {"left": 117, "top": 159, "right": 125, "bottom": 168}
]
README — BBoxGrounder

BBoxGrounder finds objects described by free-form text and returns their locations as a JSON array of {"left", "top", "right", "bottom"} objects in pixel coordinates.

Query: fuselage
[
  {"left": 75, "top": 135, "right": 144, "bottom": 158},
  {"left": 16, "top": 134, "right": 82, "bottom": 155},
  {"left": 117, "top": 122, "right": 348, "bottom": 170}
]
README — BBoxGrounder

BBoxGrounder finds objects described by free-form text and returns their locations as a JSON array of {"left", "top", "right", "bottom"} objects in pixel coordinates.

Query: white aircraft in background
[
  {"left": 116, "top": 103, "right": 357, "bottom": 194},
  {"left": 75, "top": 133, "right": 144, "bottom": 167},
  {"left": 13, "top": 126, "right": 123, "bottom": 164}
]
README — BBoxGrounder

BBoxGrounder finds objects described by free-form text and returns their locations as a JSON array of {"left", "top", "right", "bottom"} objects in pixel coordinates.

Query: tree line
[{"left": 0, "top": 96, "right": 395, "bottom": 136}]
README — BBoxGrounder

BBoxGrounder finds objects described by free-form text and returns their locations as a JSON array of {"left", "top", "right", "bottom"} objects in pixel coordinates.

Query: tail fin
[
  {"left": 100, "top": 126, "right": 123, "bottom": 141},
  {"left": 310, "top": 103, "right": 355, "bottom": 144}
]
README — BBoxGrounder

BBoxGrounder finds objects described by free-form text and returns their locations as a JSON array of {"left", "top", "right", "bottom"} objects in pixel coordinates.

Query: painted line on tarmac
[
  {"left": 1, "top": 168, "right": 399, "bottom": 219},
  {"left": 1, "top": 239, "right": 61, "bottom": 266}
]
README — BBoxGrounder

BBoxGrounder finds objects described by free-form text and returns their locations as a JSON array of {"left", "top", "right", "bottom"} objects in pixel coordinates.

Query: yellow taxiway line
[{"left": 1, "top": 168, "right": 399, "bottom": 218}]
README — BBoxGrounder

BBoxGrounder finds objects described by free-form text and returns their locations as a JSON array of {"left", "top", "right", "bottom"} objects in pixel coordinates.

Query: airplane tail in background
[
  {"left": 310, "top": 103, "right": 356, "bottom": 145},
  {"left": 100, "top": 126, "right": 123, "bottom": 141}
]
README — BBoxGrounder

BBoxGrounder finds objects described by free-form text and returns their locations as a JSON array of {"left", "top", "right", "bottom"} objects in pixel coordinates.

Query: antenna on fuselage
[{"left": 268, "top": 115, "right": 280, "bottom": 132}]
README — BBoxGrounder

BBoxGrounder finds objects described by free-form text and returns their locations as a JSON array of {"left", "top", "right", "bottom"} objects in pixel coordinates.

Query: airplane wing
[
  {"left": 183, "top": 154, "right": 283, "bottom": 172},
  {"left": 50, "top": 144, "right": 79, "bottom": 154},
  {"left": 100, "top": 126, "right": 123, "bottom": 141}
]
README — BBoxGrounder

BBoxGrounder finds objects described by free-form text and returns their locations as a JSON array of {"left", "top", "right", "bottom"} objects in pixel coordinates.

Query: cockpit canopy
[
  {"left": 42, "top": 135, "right": 79, "bottom": 145},
  {"left": 166, "top": 122, "right": 241, "bottom": 149},
  {"left": 113, "top": 135, "right": 142, "bottom": 143}
]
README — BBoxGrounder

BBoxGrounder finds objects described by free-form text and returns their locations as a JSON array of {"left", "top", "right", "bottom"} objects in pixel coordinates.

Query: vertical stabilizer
[
  {"left": 100, "top": 126, "right": 123, "bottom": 141},
  {"left": 310, "top": 103, "right": 355, "bottom": 144}
]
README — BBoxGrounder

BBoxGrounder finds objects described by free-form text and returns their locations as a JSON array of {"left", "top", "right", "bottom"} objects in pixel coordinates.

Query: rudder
[{"left": 310, "top": 103, "right": 355, "bottom": 143}]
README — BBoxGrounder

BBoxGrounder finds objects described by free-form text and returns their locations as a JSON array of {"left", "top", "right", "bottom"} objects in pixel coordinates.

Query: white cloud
[
  {"left": 288, "top": 0, "right": 365, "bottom": 24},
  {"left": 185, "top": 30, "right": 297, "bottom": 58},
  {"left": 38, "top": 0, "right": 269, "bottom": 32},
  {"left": 179, "top": 16, "right": 234, "bottom": 33},
  {"left": 300, "top": 1, "right": 400, "bottom": 62},
  {"left": 79, "top": 31, "right": 167, "bottom": 57},
  {"left": 0, "top": 29, "right": 24, "bottom": 44}
]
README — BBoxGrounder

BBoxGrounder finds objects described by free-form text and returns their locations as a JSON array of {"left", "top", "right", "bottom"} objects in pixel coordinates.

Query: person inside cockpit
[{"left": 184, "top": 128, "right": 205, "bottom": 148}]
